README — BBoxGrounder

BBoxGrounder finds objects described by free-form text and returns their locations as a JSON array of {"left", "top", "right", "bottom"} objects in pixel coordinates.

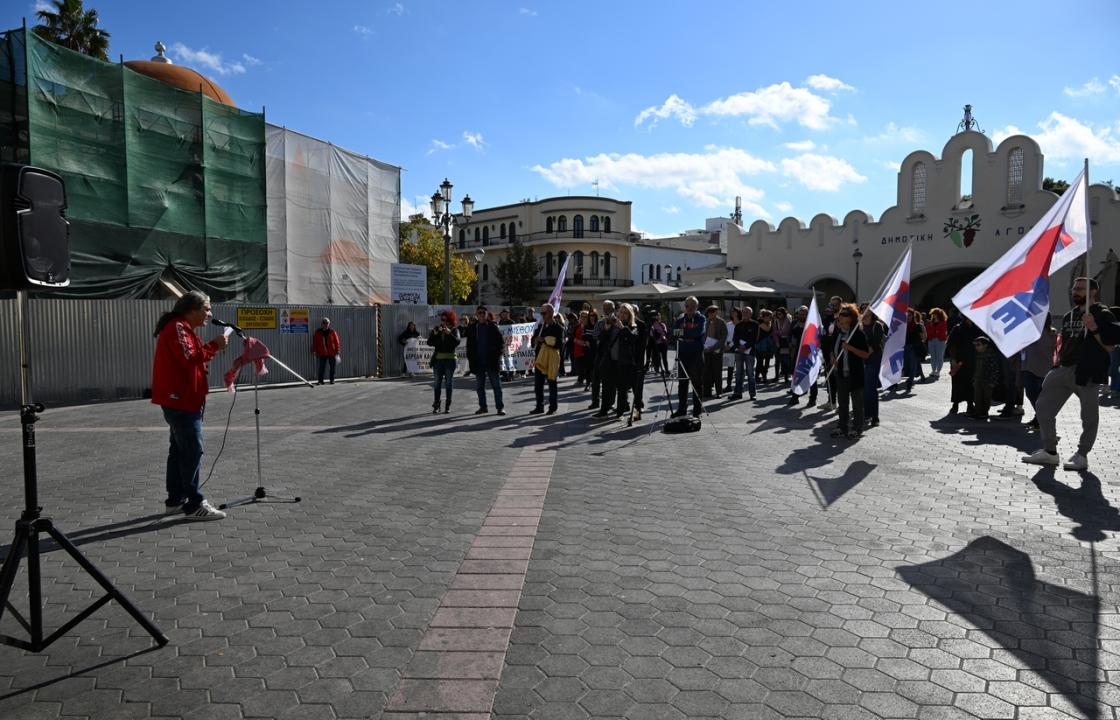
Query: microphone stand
[
  {"left": 0, "top": 291, "right": 166, "bottom": 651},
  {"left": 219, "top": 329, "right": 311, "bottom": 510}
]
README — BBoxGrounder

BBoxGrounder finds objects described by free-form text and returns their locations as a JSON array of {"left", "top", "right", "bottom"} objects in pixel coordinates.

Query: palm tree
[{"left": 33, "top": 0, "right": 111, "bottom": 61}]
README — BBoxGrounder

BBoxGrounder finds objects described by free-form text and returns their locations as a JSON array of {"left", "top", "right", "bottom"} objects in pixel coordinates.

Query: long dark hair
[{"left": 154, "top": 291, "right": 209, "bottom": 337}]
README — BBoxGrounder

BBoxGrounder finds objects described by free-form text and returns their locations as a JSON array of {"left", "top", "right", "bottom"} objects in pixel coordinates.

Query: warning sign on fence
[{"left": 236, "top": 307, "right": 278, "bottom": 330}]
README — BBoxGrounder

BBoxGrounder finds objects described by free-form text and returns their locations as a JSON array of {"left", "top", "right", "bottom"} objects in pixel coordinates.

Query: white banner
[{"left": 404, "top": 323, "right": 538, "bottom": 375}]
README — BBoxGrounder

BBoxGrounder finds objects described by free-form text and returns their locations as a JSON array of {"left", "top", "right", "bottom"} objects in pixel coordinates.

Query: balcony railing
[
  {"left": 535, "top": 277, "right": 634, "bottom": 288},
  {"left": 455, "top": 230, "right": 630, "bottom": 250}
]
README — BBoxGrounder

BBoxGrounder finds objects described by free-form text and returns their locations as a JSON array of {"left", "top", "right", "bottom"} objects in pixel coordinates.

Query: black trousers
[
  {"left": 317, "top": 355, "right": 336, "bottom": 383},
  {"left": 702, "top": 351, "right": 723, "bottom": 397},
  {"left": 676, "top": 352, "right": 704, "bottom": 415},
  {"left": 836, "top": 374, "right": 864, "bottom": 432}
]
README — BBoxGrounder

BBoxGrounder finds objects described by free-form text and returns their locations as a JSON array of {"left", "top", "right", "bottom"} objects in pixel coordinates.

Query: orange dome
[{"left": 124, "top": 59, "right": 236, "bottom": 107}]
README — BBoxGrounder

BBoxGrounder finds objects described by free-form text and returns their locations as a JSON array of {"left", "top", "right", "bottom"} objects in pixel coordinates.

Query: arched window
[
  {"left": 557, "top": 215, "right": 567, "bottom": 232},
  {"left": 959, "top": 149, "right": 973, "bottom": 207},
  {"left": 458, "top": 229, "right": 466, "bottom": 249},
  {"left": 1007, "top": 147, "right": 1024, "bottom": 206},
  {"left": 500, "top": 223, "right": 507, "bottom": 240},
  {"left": 558, "top": 251, "right": 567, "bottom": 275},
  {"left": 655, "top": 264, "right": 661, "bottom": 280},
  {"left": 590, "top": 215, "right": 600, "bottom": 233},
  {"left": 482, "top": 263, "right": 489, "bottom": 280},
  {"left": 474, "top": 227, "right": 481, "bottom": 243},
  {"left": 482, "top": 226, "right": 490, "bottom": 246},
  {"left": 603, "top": 251, "right": 612, "bottom": 278},
  {"left": 911, "top": 162, "right": 927, "bottom": 214},
  {"left": 546, "top": 216, "right": 554, "bottom": 234},
  {"left": 664, "top": 264, "right": 673, "bottom": 282},
  {"left": 509, "top": 223, "right": 516, "bottom": 241},
  {"left": 545, "top": 251, "right": 553, "bottom": 277},
  {"left": 590, "top": 251, "right": 600, "bottom": 278},
  {"left": 573, "top": 250, "right": 584, "bottom": 279},
  {"left": 573, "top": 214, "right": 584, "bottom": 238},
  {"left": 603, "top": 217, "right": 611, "bottom": 233}
]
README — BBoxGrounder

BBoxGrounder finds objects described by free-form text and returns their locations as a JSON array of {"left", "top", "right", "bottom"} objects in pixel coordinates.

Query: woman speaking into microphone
[{"left": 151, "top": 291, "right": 231, "bottom": 520}]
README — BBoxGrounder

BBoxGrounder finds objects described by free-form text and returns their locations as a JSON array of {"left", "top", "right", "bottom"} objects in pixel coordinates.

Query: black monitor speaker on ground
[{"left": 0, "top": 164, "right": 70, "bottom": 291}]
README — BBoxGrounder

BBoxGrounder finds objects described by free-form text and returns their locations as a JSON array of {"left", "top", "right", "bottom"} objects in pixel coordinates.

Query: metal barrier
[{"left": 0, "top": 299, "right": 378, "bottom": 408}]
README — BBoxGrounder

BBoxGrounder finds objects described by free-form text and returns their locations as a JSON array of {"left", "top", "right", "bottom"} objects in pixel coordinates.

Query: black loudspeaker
[{"left": 0, "top": 164, "right": 70, "bottom": 290}]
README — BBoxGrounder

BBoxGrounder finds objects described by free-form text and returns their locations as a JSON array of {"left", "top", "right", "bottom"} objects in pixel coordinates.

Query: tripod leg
[
  {"left": 0, "top": 524, "right": 29, "bottom": 623},
  {"left": 43, "top": 523, "right": 168, "bottom": 646},
  {"left": 26, "top": 523, "right": 43, "bottom": 649}
]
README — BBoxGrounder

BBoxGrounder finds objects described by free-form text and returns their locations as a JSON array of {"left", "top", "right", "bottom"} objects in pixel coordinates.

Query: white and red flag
[
  {"left": 223, "top": 336, "right": 271, "bottom": 392},
  {"left": 791, "top": 295, "right": 824, "bottom": 396},
  {"left": 868, "top": 246, "right": 912, "bottom": 388},
  {"left": 547, "top": 255, "right": 571, "bottom": 314},
  {"left": 952, "top": 166, "right": 1090, "bottom": 357}
]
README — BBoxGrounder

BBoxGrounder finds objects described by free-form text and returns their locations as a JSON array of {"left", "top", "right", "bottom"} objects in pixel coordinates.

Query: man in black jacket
[
  {"left": 1023, "top": 278, "right": 1120, "bottom": 471},
  {"left": 467, "top": 306, "right": 506, "bottom": 415}
]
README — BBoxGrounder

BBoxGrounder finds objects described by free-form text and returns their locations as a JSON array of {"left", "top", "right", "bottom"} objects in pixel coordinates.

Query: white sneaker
[
  {"left": 1063, "top": 453, "right": 1088, "bottom": 471},
  {"left": 1022, "top": 449, "right": 1060, "bottom": 466},
  {"left": 185, "top": 499, "right": 227, "bottom": 521}
]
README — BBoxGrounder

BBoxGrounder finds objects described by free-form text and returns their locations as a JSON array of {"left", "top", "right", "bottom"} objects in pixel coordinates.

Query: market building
[{"left": 725, "top": 129, "right": 1120, "bottom": 313}]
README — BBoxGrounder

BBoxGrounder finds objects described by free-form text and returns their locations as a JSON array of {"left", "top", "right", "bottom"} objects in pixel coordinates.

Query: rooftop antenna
[
  {"left": 956, "top": 104, "right": 984, "bottom": 134},
  {"left": 592, "top": 179, "right": 600, "bottom": 197},
  {"left": 732, "top": 196, "right": 743, "bottom": 225}
]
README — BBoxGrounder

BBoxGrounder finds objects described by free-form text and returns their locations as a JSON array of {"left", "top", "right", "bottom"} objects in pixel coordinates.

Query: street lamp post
[
  {"left": 852, "top": 247, "right": 864, "bottom": 300},
  {"left": 430, "top": 178, "right": 474, "bottom": 305},
  {"left": 473, "top": 248, "right": 486, "bottom": 307}
]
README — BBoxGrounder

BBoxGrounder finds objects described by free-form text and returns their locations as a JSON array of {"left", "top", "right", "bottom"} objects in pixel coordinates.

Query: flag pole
[{"left": 1083, "top": 158, "right": 1091, "bottom": 331}]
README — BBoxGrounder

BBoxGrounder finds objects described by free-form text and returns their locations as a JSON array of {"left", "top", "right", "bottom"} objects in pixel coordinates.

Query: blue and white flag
[
  {"left": 791, "top": 295, "right": 823, "bottom": 396},
  {"left": 869, "top": 246, "right": 912, "bottom": 388}
]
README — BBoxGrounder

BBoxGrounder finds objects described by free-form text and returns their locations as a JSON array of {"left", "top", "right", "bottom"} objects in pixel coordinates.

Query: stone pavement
[{"left": 0, "top": 367, "right": 1118, "bottom": 719}]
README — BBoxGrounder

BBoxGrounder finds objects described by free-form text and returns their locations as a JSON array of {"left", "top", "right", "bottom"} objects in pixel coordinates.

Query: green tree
[
  {"left": 495, "top": 236, "right": 539, "bottom": 306},
  {"left": 398, "top": 214, "right": 476, "bottom": 303},
  {"left": 33, "top": 0, "right": 111, "bottom": 61},
  {"left": 1043, "top": 177, "right": 1069, "bottom": 196}
]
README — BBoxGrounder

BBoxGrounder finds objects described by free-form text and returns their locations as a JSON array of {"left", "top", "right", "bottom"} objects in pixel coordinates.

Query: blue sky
[{"left": 12, "top": 0, "right": 1120, "bottom": 236}]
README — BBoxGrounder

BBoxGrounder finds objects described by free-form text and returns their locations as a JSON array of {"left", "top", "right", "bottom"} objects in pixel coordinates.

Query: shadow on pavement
[
  {"left": 897, "top": 536, "right": 1102, "bottom": 720},
  {"left": 928, "top": 414, "right": 1037, "bottom": 452},
  {"left": 775, "top": 425, "right": 848, "bottom": 474},
  {"left": 1031, "top": 468, "right": 1120, "bottom": 542},
  {"left": 0, "top": 513, "right": 182, "bottom": 562},
  {"left": 804, "top": 460, "right": 876, "bottom": 508},
  {"left": 0, "top": 646, "right": 162, "bottom": 702}
]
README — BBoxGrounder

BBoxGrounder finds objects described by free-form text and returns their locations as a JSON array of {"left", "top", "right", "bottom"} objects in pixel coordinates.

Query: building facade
[
  {"left": 453, "top": 196, "right": 635, "bottom": 306},
  {"left": 726, "top": 131, "right": 1120, "bottom": 313}
]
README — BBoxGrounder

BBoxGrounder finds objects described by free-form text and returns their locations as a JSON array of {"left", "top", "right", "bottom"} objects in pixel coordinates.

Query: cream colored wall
[{"left": 727, "top": 132, "right": 1120, "bottom": 312}]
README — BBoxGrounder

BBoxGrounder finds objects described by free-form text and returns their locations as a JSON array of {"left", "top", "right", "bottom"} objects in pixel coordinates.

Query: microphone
[{"left": 211, "top": 318, "right": 244, "bottom": 334}]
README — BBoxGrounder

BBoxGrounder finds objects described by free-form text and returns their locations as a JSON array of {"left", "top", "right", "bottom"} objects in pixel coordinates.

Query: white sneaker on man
[
  {"left": 1062, "top": 453, "right": 1089, "bottom": 471},
  {"left": 1021, "top": 449, "right": 1060, "bottom": 466},
  {"left": 185, "top": 499, "right": 227, "bottom": 521}
]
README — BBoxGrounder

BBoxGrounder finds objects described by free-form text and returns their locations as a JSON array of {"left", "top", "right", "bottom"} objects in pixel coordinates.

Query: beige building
[
  {"left": 726, "top": 130, "right": 1120, "bottom": 313},
  {"left": 453, "top": 196, "right": 635, "bottom": 307}
]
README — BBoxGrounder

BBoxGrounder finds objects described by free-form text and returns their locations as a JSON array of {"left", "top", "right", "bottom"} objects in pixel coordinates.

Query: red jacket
[
  {"left": 313, "top": 328, "right": 341, "bottom": 356},
  {"left": 152, "top": 317, "right": 220, "bottom": 413}
]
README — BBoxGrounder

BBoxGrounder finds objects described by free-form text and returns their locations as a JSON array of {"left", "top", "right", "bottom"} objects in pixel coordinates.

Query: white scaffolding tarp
[{"left": 266, "top": 125, "right": 400, "bottom": 304}]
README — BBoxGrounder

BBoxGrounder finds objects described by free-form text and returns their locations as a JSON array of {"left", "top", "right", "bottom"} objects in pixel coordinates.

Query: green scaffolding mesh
[{"left": 0, "top": 28, "right": 266, "bottom": 300}]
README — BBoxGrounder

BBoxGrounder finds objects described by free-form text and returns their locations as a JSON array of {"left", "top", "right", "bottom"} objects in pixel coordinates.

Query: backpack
[{"left": 663, "top": 416, "right": 702, "bottom": 434}]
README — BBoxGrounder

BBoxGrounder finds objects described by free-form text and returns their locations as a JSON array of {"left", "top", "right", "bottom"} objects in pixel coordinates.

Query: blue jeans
[
  {"left": 863, "top": 353, "right": 881, "bottom": 420},
  {"left": 162, "top": 406, "right": 206, "bottom": 511},
  {"left": 734, "top": 353, "right": 756, "bottom": 397},
  {"left": 928, "top": 339, "right": 946, "bottom": 375},
  {"left": 475, "top": 368, "right": 504, "bottom": 410},
  {"left": 432, "top": 359, "right": 456, "bottom": 405}
]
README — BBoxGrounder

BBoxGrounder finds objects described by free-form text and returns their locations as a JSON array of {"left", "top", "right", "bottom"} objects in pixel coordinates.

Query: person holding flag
[
  {"left": 868, "top": 246, "right": 912, "bottom": 395},
  {"left": 1022, "top": 277, "right": 1118, "bottom": 470},
  {"left": 828, "top": 304, "right": 871, "bottom": 439},
  {"left": 791, "top": 295, "right": 824, "bottom": 403}
]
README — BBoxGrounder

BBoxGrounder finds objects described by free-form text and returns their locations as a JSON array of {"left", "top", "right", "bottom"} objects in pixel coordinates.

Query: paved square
[{"left": 1, "top": 371, "right": 1118, "bottom": 719}]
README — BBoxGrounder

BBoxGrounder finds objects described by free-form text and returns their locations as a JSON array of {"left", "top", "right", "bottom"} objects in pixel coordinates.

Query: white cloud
[
  {"left": 170, "top": 42, "right": 246, "bottom": 76},
  {"left": 994, "top": 112, "right": 1120, "bottom": 164},
  {"left": 1112, "top": 75, "right": 1120, "bottom": 94},
  {"left": 462, "top": 131, "right": 485, "bottom": 150},
  {"left": 242, "top": 53, "right": 262, "bottom": 67},
  {"left": 805, "top": 74, "right": 855, "bottom": 92},
  {"left": 427, "top": 139, "right": 453, "bottom": 155},
  {"left": 864, "top": 122, "right": 923, "bottom": 144},
  {"left": 532, "top": 146, "right": 774, "bottom": 213},
  {"left": 518, "top": 7, "right": 538, "bottom": 15},
  {"left": 662, "top": 206, "right": 680, "bottom": 214},
  {"left": 32, "top": 0, "right": 52, "bottom": 13},
  {"left": 353, "top": 24, "right": 374, "bottom": 38},
  {"left": 1063, "top": 77, "right": 1106, "bottom": 98},
  {"left": 774, "top": 201, "right": 794, "bottom": 213},
  {"left": 401, "top": 195, "right": 430, "bottom": 219},
  {"left": 882, "top": 160, "right": 901, "bottom": 171},
  {"left": 783, "top": 140, "right": 816, "bottom": 151},
  {"left": 780, "top": 154, "right": 867, "bottom": 192},
  {"left": 634, "top": 94, "right": 697, "bottom": 128},
  {"left": 701, "top": 82, "right": 835, "bottom": 130},
  {"left": 387, "top": 2, "right": 405, "bottom": 15}
]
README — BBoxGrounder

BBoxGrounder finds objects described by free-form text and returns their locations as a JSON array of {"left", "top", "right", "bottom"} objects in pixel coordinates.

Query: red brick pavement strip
[{"left": 385, "top": 448, "right": 557, "bottom": 715}]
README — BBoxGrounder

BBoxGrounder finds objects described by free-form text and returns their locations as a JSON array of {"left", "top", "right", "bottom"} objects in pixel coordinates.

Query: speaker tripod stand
[{"left": 0, "top": 290, "right": 167, "bottom": 652}]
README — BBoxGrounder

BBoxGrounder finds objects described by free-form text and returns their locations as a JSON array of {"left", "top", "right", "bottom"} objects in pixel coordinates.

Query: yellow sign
[{"left": 236, "top": 307, "right": 278, "bottom": 330}]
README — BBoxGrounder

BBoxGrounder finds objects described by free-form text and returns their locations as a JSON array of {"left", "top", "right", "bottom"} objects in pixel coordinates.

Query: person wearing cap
[{"left": 313, "top": 317, "right": 341, "bottom": 385}]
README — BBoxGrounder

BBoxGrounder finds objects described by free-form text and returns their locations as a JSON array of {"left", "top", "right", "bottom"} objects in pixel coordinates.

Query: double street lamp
[
  {"left": 852, "top": 247, "right": 864, "bottom": 300},
  {"left": 430, "top": 178, "right": 474, "bottom": 305}
]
